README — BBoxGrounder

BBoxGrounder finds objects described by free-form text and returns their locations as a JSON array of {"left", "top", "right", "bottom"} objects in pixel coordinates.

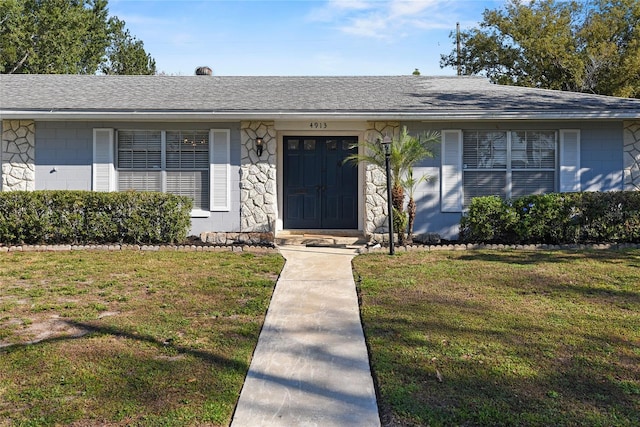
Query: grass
[
  {"left": 3, "top": 248, "right": 639, "bottom": 426},
  {"left": 0, "top": 250, "right": 284, "bottom": 426},
  {"left": 353, "top": 249, "right": 640, "bottom": 427}
]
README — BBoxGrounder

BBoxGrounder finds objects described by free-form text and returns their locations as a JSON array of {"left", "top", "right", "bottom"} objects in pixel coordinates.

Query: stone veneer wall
[
  {"left": 1, "top": 120, "right": 35, "bottom": 191},
  {"left": 239, "top": 121, "right": 277, "bottom": 232},
  {"left": 363, "top": 122, "right": 400, "bottom": 236},
  {"left": 624, "top": 121, "right": 640, "bottom": 191}
]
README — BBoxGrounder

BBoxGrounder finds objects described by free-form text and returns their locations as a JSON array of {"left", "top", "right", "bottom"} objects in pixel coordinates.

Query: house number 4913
[{"left": 309, "top": 122, "right": 328, "bottom": 129}]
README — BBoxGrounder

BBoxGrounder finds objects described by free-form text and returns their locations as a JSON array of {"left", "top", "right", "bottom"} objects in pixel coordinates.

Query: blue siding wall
[
  {"left": 34, "top": 121, "right": 242, "bottom": 235},
  {"left": 402, "top": 120, "right": 625, "bottom": 240},
  {"left": 579, "top": 121, "right": 623, "bottom": 191},
  {"left": 36, "top": 122, "right": 93, "bottom": 190}
]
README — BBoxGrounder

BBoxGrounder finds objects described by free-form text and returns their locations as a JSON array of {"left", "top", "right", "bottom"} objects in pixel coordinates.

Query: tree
[
  {"left": 344, "top": 127, "right": 439, "bottom": 244},
  {"left": 0, "top": 0, "right": 155, "bottom": 75},
  {"left": 100, "top": 18, "right": 156, "bottom": 75},
  {"left": 0, "top": 0, "right": 27, "bottom": 74},
  {"left": 440, "top": 0, "right": 640, "bottom": 98},
  {"left": 579, "top": 0, "right": 640, "bottom": 97}
]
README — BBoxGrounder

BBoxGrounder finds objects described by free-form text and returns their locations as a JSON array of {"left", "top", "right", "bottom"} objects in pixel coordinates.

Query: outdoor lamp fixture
[
  {"left": 255, "top": 137, "right": 264, "bottom": 157},
  {"left": 380, "top": 135, "right": 395, "bottom": 255}
]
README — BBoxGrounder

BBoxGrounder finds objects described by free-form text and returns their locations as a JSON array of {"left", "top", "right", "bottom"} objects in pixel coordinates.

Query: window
[
  {"left": 93, "top": 128, "right": 230, "bottom": 213},
  {"left": 116, "top": 130, "right": 210, "bottom": 211},
  {"left": 462, "top": 130, "right": 557, "bottom": 205}
]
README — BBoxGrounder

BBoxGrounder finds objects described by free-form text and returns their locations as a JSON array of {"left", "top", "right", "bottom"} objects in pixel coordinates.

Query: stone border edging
[
  {"left": 2, "top": 242, "right": 640, "bottom": 254},
  {"left": 0, "top": 244, "right": 279, "bottom": 254},
  {"left": 358, "top": 242, "right": 640, "bottom": 254}
]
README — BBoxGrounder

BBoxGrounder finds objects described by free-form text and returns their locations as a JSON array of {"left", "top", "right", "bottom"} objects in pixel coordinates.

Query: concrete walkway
[{"left": 231, "top": 244, "right": 380, "bottom": 427}]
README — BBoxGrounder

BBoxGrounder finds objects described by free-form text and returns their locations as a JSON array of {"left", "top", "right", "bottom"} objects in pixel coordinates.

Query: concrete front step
[{"left": 275, "top": 231, "right": 367, "bottom": 248}]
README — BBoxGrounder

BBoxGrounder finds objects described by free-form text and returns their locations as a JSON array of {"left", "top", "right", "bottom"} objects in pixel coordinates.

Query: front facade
[{"left": 2, "top": 75, "right": 640, "bottom": 240}]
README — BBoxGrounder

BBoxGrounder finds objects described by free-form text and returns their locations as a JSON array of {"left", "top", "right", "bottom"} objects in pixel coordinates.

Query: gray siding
[
  {"left": 35, "top": 121, "right": 93, "bottom": 190},
  {"left": 579, "top": 121, "right": 623, "bottom": 191},
  {"left": 34, "top": 120, "right": 242, "bottom": 235}
]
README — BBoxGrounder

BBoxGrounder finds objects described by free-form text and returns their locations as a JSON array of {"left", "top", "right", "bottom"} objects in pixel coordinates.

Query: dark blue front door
[{"left": 284, "top": 136, "right": 358, "bottom": 229}]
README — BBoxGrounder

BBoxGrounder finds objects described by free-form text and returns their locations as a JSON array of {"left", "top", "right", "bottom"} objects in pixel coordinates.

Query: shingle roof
[{"left": 1, "top": 74, "right": 639, "bottom": 120}]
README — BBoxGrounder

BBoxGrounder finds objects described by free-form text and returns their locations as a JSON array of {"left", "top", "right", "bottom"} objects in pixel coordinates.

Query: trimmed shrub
[
  {"left": 460, "top": 191, "right": 640, "bottom": 244},
  {"left": 459, "top": 195, "right": 519, "bottom": 243},
  {"left": 0, "top": 191, "right": 192, "bottom": 245}
]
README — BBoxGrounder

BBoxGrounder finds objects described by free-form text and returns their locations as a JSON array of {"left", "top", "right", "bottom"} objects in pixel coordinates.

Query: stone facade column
[
  {"left": 624, "top": 121, "right": 640, "bottom": 191},
  {"left": 1, "top": 120, "right": 35, "bottom": 191},
  {"left": 240, "top": 121, "right": 277, "bottom": 232},
  {"left": 363, "top": 122, "right": 400, "bottom": 236}
]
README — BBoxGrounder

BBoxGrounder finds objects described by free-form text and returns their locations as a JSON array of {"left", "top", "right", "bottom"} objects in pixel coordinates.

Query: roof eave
[{"left": 1, "top": 109, "right": 638, "bottom": 121}]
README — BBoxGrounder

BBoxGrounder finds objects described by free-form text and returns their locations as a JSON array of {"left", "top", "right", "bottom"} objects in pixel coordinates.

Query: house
[{"left": 2, "top": 74, "right": 640, "bottom": 242}]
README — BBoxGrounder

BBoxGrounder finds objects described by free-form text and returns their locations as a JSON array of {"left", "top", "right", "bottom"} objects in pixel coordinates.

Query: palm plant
[{"left": 344, "top": 127, "right": 439, "bottom": 243}]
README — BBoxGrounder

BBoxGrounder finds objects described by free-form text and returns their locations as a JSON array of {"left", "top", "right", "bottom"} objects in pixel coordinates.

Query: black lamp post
[{"left": 380, "top": 135, "right": 394, "bottom": 255}]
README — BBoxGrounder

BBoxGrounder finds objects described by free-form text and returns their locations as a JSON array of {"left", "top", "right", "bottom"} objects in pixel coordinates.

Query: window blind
[
  {"left": 111, "top": 128, "right": 230, "bottom": 212},
  {"left": 117, "top": 130, "right": 162, "bottom": 169},
  {"left": 118, "top": 171, "right": 162, "bottom": 192}
]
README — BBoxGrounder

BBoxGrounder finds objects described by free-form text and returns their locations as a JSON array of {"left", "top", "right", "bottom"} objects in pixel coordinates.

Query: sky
[{"left": 108, "top": 0, "right": 506, "bottom": 76}]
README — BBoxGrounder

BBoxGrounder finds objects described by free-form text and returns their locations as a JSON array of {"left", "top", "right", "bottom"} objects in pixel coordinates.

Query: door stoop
[{"left": 275, "top": 230, "right": 367, "bottom": 247}]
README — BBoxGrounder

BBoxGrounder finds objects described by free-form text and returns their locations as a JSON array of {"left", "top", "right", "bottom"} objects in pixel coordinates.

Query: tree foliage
[
  {"left": 440, "top": 0, "right": 640, "bottom": 98},
  {"left": 0, "top": 0, "right": 155, "bottom": 75},
  {"left": 100, "top": 17, "right": 156, "bottom": 75}
]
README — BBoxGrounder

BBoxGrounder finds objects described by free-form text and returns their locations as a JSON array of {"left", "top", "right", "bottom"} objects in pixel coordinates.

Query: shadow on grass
[
  {"left": 72, "top": 319, "right": 248, "bottom": 370},
  {"left": 356, "top": 250, "right": 640, "bottom": 426},
  {"left": 456, "top": 247, "right": 640, "bottom": 266},
  {"left": 2, "top": 319, "right": 247, "bottom": 372},
  {"left": 367, "top": 314, "right": 640, "bottom": 426},
  {"left": 0, "top": 319, "right": 250, "bottom": 425},
  {"left": 454, "top": 250, "right": 640, "bottom": 304}
]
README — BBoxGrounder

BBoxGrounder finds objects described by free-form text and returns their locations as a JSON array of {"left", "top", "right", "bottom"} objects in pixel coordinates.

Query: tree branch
[{"left": 9, "top": 51, "right": 29, "bottom": 74}]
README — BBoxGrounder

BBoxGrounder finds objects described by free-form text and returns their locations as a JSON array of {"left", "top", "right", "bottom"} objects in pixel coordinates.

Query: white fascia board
[{"left": 1, "top": 109, "right": 639, "bottom": 122}]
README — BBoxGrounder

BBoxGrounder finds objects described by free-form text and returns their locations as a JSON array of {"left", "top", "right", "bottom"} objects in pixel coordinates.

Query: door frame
[{"left": 274, "top": 122, "right": 367, "bottom": 233}]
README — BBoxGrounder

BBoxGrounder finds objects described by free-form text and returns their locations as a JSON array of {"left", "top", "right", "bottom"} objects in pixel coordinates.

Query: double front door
[{"left": 283, "top": 136, "right": 358, "bottom": 229}]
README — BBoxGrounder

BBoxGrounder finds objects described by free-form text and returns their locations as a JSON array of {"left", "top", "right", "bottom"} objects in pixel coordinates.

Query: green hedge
[
  {"left": 459, "top": 192, "right": 640, "bottom": 244},
  {"left": 0, "top": 191, "right": 192, "bottom": 245}
]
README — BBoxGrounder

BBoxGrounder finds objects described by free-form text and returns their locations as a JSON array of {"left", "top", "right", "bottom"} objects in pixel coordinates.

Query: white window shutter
[
  {"left": 92, "top": 128, "right": 115, "bottom": 191},
  {"left": 441, "top": 130, "right": 463, "bottom": 212},
  {"left": 210, "top": 129, "right": 230, "bottom": 211},
  {"left": 559, "top": 129, "right": 581, "bottom": 192}
]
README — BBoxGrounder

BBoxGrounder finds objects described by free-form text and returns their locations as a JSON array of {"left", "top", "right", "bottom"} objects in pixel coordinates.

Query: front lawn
[
  {"left": 0, "top": 250, "right": 284, "bottom": 426},
  {"left": 354, "top": 249, "right": 640, "bottom": 427}
]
